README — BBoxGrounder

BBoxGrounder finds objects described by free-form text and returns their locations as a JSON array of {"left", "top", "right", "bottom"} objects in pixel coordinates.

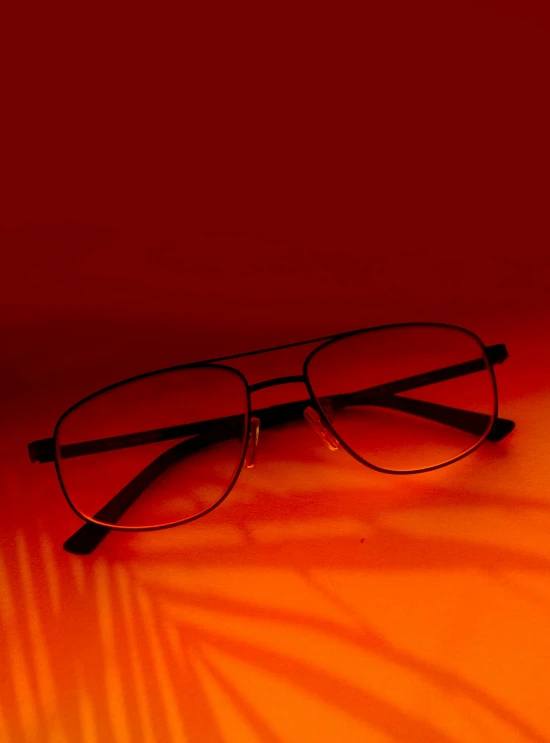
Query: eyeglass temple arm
[
  {"left": 62, "top": 423, "right": 239, "bottom": 554},
  {"left": 329, "top": 343, "right": 514, "bottom": 440},
  {"left": 338, "top": 343, "right": 507, "bottom": 404},
  {"left": 28, "top": 343, "right": 513, "bottom": 465},
  {"left": 62, "top": 404, "right": 314, "bottom": 555}
]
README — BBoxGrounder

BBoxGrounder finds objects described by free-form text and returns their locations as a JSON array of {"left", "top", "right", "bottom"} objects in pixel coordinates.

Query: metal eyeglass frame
[{"left": 28, "top": 322, "right": 515, "bottom": 555}]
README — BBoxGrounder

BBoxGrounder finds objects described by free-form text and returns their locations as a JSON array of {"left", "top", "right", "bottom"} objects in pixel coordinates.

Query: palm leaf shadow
[
  {"left": 139, "top": 557, "right": 549, "bottom": 743},
  {"left": 3, "top": 420, "right": 550, "bottom": 742},
  {"left": 116, "top": 468, "right": 550, "bottom": 743}
]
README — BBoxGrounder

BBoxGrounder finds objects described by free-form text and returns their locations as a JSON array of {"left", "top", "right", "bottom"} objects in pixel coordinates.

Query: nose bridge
[{"left": 248, "top": 374, "right": 306, "bottom": 393}]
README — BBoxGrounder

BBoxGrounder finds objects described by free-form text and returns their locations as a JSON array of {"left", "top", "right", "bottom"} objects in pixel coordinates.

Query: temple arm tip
[
  {"left": 63, "top": 522, "right": 111, "bottom": 555},
  {"left": 28, "top": 437, "right": 55, "bottom": 463},
  {"left": 487, "top": 417, "right": 515, "bottom": 442},
  {"left": 486, "top": 343, "right": 508, "bottom": 365}
]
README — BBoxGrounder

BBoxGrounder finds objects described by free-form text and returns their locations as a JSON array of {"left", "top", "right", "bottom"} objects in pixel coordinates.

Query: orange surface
[
  {"left": 1, "top": 309, "right": 549, "bottom": 742},
  {"left": 1, "top": 1, "right": 549, "bottom": 741}
]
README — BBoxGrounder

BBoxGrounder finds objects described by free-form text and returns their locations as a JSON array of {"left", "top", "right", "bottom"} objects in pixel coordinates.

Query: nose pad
[
  {"left": 303, "top": 406, "right": 340, "bottom": 451},
  {"left": 245, "top": 417, "right": 261, "bottom": 468}
]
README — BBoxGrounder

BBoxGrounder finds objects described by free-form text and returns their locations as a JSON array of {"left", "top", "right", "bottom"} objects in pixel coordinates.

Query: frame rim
[
  {"left": 53, "top": 363, "right": 252, "bottom": 532},
  {"left": 302, "top": 321, "right": 499, "bottom": 476}
]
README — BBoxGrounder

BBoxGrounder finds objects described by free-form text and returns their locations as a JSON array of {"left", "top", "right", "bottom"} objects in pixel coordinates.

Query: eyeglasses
[{"left": 28, "top": 322, "right": 514, "bottom": 555}]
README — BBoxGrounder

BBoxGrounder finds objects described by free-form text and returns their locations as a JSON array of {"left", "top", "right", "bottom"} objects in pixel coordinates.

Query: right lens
[
  {"left": 306, "top": 324, "right": 496, "bottom": 472},
  {"left": 55, "top": 365, "right": 249, "bottom": 528}
]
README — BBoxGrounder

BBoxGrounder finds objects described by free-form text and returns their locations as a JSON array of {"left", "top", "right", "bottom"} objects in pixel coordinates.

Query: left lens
[
  {"left": 56, "top": 365, "right": 248, "bottom": 528},
  {"left": 305, "top": 325, "right": 496, "bottom": 473}
]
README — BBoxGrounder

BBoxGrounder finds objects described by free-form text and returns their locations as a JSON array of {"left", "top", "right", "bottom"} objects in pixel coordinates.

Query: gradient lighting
[{"left": 1, "top": 0, "right": 549, "bottom": 739}]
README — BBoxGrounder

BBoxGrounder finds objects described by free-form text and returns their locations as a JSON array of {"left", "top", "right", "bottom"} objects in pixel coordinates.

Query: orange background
[{"left": 1, "top": 1, "right": 549, "bottom": 741}]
